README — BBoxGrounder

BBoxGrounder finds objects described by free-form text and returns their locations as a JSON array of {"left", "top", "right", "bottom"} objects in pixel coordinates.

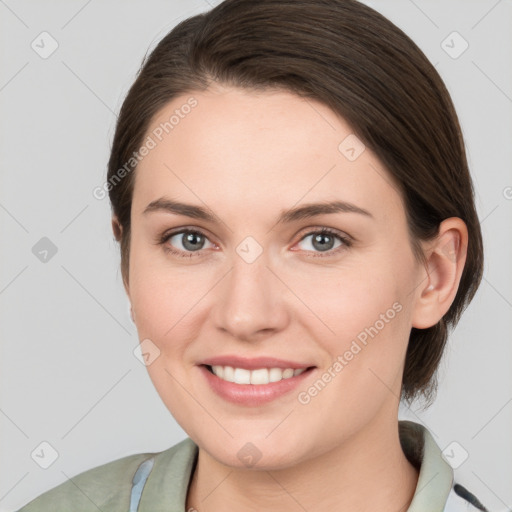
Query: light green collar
[{"left": 401, "top": 420, "right": 454, "bottom": 511}]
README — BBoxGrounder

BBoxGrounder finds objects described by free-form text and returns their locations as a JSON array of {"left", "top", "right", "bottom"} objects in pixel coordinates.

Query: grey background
[{"left": 1, "top": 1, "right": 511, "bottom": 511}]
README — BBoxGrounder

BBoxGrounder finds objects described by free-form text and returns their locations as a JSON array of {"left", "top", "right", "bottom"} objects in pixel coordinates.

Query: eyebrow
[{"left": 143, "top": 197, "right": 373, "bottom": 224}]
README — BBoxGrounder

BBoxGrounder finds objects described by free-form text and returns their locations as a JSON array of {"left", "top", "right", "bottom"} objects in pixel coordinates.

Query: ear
[
  {"left": 411, "top": 217, "right": 468, "bottom": 329},
  {"left": 111, "top": 215, "right": 123, "bottom": 242},
  {"left": 111, "top": 216, "right": 131, "bottom": 297}
]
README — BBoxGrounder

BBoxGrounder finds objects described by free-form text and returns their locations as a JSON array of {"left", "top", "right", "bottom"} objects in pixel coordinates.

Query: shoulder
[
  {"left": 16, "top": 451, "right": 152, "bottom": 512},
  {"left": 16, "top": 439, "right": 194, "bottom": 512}
]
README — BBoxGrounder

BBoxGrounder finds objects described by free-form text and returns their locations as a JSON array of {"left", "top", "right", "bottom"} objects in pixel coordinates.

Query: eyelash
[{"left": 157, "top": 227, "right": 353, "bottom": 259}]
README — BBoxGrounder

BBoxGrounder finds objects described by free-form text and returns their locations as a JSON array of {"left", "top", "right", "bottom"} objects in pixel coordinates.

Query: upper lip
[{"left": 200, "top": 355, "right": 314, "bottom": 370}]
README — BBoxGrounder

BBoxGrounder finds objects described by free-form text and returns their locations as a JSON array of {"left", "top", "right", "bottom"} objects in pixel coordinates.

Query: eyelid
[
  {"left": 156, "top": 225, "right": 211, "bottom": 243},
  {"left": 296, "top": 225, "right": 353, "bottom": 242}
]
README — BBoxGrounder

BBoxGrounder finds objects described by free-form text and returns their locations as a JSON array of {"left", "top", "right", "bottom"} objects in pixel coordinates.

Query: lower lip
[{"left": 199, "top": 365, "right": 315, "bottom": 406}]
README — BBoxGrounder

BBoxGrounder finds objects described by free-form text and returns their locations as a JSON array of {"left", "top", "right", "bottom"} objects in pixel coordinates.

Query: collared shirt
[{"left": 16, "top": 420, "right": 489, "bottom": 512}]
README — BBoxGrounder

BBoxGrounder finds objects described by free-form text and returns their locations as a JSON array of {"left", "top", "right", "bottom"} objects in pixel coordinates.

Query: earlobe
[
  {"left": 112, "top": 216, "right": 123, "bottom": 241},
  {"left": 411, "top": 218, "right": 468, "bottom": 329}
]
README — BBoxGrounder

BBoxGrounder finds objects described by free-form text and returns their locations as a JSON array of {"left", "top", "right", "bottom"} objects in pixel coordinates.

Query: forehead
[{"left": 132, "top": 85, "right": 404, "bottom": 223}]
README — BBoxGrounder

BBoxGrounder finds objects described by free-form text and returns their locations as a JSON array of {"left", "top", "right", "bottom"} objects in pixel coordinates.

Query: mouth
[
  {"left": 203, "top": 364, "right": 313, "bottom": 385},
  {"left": 199, "top": 363, "right": 317, "bottom": 406}
]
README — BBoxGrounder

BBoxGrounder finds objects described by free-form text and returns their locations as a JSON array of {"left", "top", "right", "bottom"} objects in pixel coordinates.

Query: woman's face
[{"left": 126, "top": 84, "right": 427, "bottom": 468}]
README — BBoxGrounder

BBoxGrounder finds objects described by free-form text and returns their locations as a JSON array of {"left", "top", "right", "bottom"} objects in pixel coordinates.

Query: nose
[{"left": 212, "top": 252, "right": 290, "bottom": 343}]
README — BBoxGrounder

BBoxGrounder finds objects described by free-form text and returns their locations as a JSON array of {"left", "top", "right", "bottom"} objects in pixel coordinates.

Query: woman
[{"left": 17, "top": 0, "right": 489, "bottom": 510}]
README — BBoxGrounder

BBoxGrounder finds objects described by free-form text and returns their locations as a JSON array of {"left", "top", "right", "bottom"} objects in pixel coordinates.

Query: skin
[{"left": 114, "top": 84, "right": 468, "bottom": 512}]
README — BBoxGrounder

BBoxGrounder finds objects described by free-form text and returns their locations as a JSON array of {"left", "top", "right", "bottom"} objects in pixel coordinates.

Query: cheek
[
  {"left": 294, "top": 282, "right": 410, "bottom": 439},
  {"left": 294, "top": 256, "right": 414, "bottom": 395},
  {"left": 128, "top": 253, "right": 206, "bottom": 423},
  {"left": 128, "top": 239, "right": 208, "bottom": 342},
  {"left": 294, "top": 259, "right": 407, "bottom": 343}
]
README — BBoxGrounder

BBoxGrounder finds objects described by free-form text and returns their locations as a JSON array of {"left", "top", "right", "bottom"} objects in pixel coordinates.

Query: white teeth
[
  {"left": 233, "top": 368, "right": 251, "bottom": 384},
  {"left": 282, "top": 368, "right": 294, "bottom": 379},
  {"left": 222, "top": 365, "right": 234, "bottom": 382},
  {"left": 210, "top": 365, "right": 307, "bottom": 385},
  {"left": 269, "top": 367, "right": 283, "bottom": 383},
  {"left": 212, "top": 365, "right": 224, "bottom": 379},
  {"left": 250, "top": 368, "right": 269, "bottom": 385}
]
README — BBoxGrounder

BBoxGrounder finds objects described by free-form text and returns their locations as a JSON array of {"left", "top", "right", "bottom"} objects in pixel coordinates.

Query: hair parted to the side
[{"left": 107, "top": 0, "right": 484, "bottom": 406}]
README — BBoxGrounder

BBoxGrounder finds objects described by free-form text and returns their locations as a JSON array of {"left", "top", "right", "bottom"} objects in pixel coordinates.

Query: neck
[{"left": 186, "top": 414, "right": 419, "bottom": 512}]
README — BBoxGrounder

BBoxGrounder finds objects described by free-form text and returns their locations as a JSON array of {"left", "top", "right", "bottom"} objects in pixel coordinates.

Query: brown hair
[{"left": 107, "top": 0, "right": 484, "bottom": 405}]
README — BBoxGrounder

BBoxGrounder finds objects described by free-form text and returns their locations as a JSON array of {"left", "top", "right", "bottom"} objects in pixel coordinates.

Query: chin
[{"left": 195, "top": 431, "right": 311, "bottom": 471}]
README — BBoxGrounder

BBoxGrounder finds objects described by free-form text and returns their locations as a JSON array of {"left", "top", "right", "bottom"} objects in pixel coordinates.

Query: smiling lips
[{"left": 199, "top": 355, "right": 315, "bottom": 405}]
